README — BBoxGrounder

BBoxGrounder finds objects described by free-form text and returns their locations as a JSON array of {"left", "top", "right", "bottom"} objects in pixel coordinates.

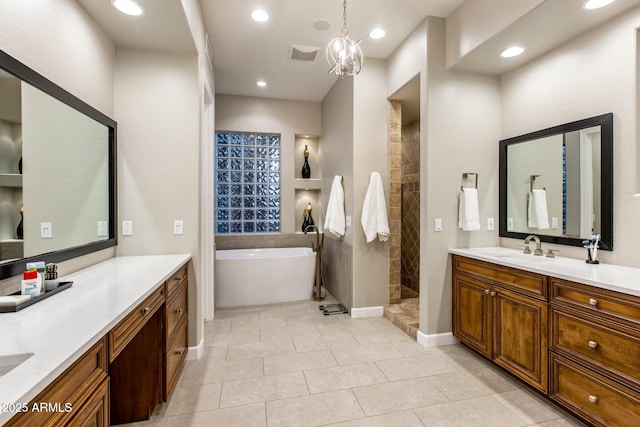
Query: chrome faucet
[{"left": 524, "top": 235, "right": 543, "bottom": 256}]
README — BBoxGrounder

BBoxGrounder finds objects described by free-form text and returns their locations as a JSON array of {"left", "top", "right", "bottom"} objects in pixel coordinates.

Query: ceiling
[{"left": 78, "top": 0, "right": 640, "bottom": 103}]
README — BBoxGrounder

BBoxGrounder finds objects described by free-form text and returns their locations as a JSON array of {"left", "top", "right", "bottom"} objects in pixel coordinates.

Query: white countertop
[
  {"left": 0, "top": 254, "right": 191, "bottom": 425},
  {"left": 449, "top": 247, "right": 640, "bottom": 298}
]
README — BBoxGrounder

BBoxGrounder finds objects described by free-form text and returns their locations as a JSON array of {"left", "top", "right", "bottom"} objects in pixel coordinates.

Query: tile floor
[{"left": 123, "top": 295, "right": 587, "bottom": 427}]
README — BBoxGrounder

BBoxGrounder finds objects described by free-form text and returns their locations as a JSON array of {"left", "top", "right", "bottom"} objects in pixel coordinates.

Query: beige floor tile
[
  {"left": 374, "top": 353, "right": 458, "bottom": 381},
  {"left": 324, "top": 410, "right": 424, "bottom": 427},
  {"left": 413, "top": 395, "right": 527, "bottom": 427},
  {"left": 203, "top": 318, "right": 232, "bottom": 335},
  {"left": 531, "top": 418, "right": 589, "bottom": 427},
  {"left": 230, "top": 317, "right": 288, "bottom": 333},
  {"left": 219, "top": 372, "right": 309, "bottom": 408},
  {"left": 180, "top": 357, "right": 264, "bottom": 386},
  {"left": 163, "top": 402, "right": 267, "bottom": 427},
  {"left": 164, "top": 382, "right": 223, "bottom": 416},
  {"left": 437, "top": 344, "right": 494, "bottom": 371},
  {"left": 428, "top": 367, "right": 522, "bottom": 401},
  {"left": 331, "top": 342, "right": 404, "bottom": 366},
  {"left": 492, "top": 389, "right": 567, "bottom": 424},
  {"left": 352, "top": 377, "right": 448, "bottom": 416},
  {"left": 293, "top": 333, "right": 360, "bottom": 353},
  {"left": 226, "top": 339, "right": 296, "bottom": 361},
  {"left": 304, "top": 362, "right": 388, "bottom": 394},
  {"left": 260, "top": 324, "right": 321, "bottom": 342},
  {"left": 205, "top": 330, "right": 261, "bottom": 348},
  {"left": 351, "top": 328, "right": 412, "bottom": 345},
  {"left": 185, "top": 345, "right": 228, "bottom": 366},
  {"left": 266, "top": 389, "right": 364, "bottom": 426},
  {"left": 316, "top": 319, "right": 377, "bottom": 336},
  {"left": 263, "top": 349, "right": 337, "bottom": 375},
  {"left": 214, "top": 309, "right": 260, "bottom": 321}
]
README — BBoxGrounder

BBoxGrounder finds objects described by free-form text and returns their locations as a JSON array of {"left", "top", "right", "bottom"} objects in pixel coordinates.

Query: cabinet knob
[
  {"left": 589, "top": 298, "right": 598, "bottom": 307},
  {"left": 484, "top": 289, "right": 490, "bottom": 295},
  {"left": 490, "top": 291, "right": 496, "bottom": 297},
  {"left": 588, "top": 340, "right": 598, "bottom": 349},
  {"left": 588, "top": 395, "right": 598, "bottom": 403},
  {"left": 175, "top": 350, "right": 183, "bottom": 356},
  {"left": 141, "top": 307, "right": 151, "bottom": 315},
  {"left": 175, "top": 308, "right": 183, "bottom": 314}
]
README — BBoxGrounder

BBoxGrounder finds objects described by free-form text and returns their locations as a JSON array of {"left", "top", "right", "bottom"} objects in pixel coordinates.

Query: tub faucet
[
  {"left": 304, "top": 225, "right": 320, "bottom": 252},
  {"left": 524, "top": 235, "right": 543, "bottom": 256}
]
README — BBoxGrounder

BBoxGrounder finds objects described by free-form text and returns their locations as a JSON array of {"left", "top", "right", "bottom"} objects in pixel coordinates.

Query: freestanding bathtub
[{"left": 214, "top": 247, "right": 316, "bottom": 307}]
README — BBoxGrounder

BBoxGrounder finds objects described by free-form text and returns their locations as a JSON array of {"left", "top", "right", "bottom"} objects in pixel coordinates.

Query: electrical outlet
[
  {"left": 40, "top": 222, "right": 52, "bottom": 238},
  {"left": 122, "top": 220, "right": 133, "bottom": 236},
  {"left": 174, "top": 220, "right": 184, "bottom": 235},
  {"left": 551, "top": 217, "right": 559, "bottom": 229},
  {"left": 97, "top": 221, "right": 108, "bottom": 237},
  {"left": 487, "top": 217, "right": 495, "bottom": 231},
  {"left": 434, "top": 218, "right": 443, "bottom": 232}
]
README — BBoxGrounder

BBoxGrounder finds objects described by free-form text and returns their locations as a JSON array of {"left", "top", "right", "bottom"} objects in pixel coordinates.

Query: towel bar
[
  {"left": 529, "top": 175, "right": 546, "bottom": 192},
  {"left": 461, "top": 172, "right": 478, "bottom": 191}
]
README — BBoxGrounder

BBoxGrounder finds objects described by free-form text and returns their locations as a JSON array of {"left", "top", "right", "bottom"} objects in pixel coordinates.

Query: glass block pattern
[{"left": 215, "top": 131, "right": 281, "bottom": 234}]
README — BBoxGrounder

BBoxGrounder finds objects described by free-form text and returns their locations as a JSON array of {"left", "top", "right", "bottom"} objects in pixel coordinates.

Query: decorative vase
[
  {"left": 301, "top": 208, "right": 309, "bottom": 232},
  {"left": 301, "top": 144, "right": 311, "bottom": 179},
  {"left": 306, "top": 203, "right": 314, "bottom": 228},
  {"left": 16, "top": 206, "right": 23, "bottom": 239}
]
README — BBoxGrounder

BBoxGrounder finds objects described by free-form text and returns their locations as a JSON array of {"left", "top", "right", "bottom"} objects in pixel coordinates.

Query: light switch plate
[
  {"left": 40, "top": 222, "right": 52, "bottom": 238},
  {"left": 487, "top": 217, "right": 495, "bottom": 231},
  {"left": 507, "top": 217, "right": 514, "bottom": 231},
  {"left": 122, "top": 220, "right": 133, "bottom": 236},
  {"left": 434, "top": 218, "right": 443, "bottom": 232},
  {"left": 346, "top": 216, "right": 352, "bottom": 227},
  {"left": 551, "top": 217, "right": 559, "bottom": 229},
  {"left": 174, "top": 220, "right": 184, "bottom": 235}
]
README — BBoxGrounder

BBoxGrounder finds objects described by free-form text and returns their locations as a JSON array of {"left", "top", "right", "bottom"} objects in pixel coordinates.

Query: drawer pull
[
  {"left": 175, "top": 308, "right": 183, "bottom": 315},
  {"left": 588, "top": 395, "right": 598, "bottom": 403},
  {"left": 589, "top": 298, "right": 598, "bottom": 307},
  {"left": 175, "top": 350, "right": 183, "bottom": 356},
  {"left": 588, "top": 340, "right": 598, "bottom": 349},
  {"left": 141, "top": 307, "right": 151, "bottom": 315},
  {"left": 490, "top": 291, "right": 496, "bottom": 297},
  {"left": 484, "top": 289, "right": 490, "bottom": 295}
]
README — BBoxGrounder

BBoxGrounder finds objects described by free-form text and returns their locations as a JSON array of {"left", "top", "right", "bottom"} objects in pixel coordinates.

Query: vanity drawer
[
  {"left": 550, "top": 308, "right": 640, "bottom": 391},
  {"left": 550, "top": 278, "right": 640, "bottom": 328},
  {"left": 109, "top": 286, "right": 165, "bottom": 362},
  {"left": 166, "top": 282, "right": 188, "bottom": 341},
  {"left": 453, "top": 255, "right": 547, "bottom": 300},
  {"left": 6, "top": 337, "right": 108, "bottom": 427},
  {"left": 550, "top": 353, "right": 640, "bottom": 427},
  {"left": 164, "top": 318, "right": 188, "bottom": 400},
  {"left": 166, "top": 264, "right": 188, "bottom": 298}
]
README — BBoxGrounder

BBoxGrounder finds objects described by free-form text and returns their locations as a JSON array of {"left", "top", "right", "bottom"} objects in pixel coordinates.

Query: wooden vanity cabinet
[
  {"left": 5, "top": 338, "right": 109, "bottom": 427},
  {"left": 549, "top": 278, "right": 640, "bottom": 426},
  {"left": 163, "top": 265, "right": 188, "bottom": 401},
  {"left": 452, "top": 255, "right": 548, "bottom": 393}
]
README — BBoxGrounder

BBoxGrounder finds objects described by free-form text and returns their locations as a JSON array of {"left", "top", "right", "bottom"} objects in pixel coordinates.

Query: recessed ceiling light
[
  {"left": 501, "top": 46, "right": 525, "bottom": 58},
  {"left": 369, "top": 28, "right": 386, "bottom": 39},
  {"left": 251, "top": 9, "right": 269, "bottom": 22},
  {"left": 111, "top": 0, "right": 144, "bottom": 16},
  {"left": 584, "top": 0, "right": 615, "bottom": 9},
  {"left": 256, "top": 80, "right": 267, "bottom": 87}
]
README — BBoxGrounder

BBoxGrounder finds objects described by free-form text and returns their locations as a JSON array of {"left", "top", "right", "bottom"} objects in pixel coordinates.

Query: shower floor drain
[{"left": 319, "top": 303, "right": 348, "bottom": 315}]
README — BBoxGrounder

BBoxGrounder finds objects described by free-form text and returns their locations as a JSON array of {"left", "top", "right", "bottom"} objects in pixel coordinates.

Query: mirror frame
[
  {"left": 499, "top": 113, "right": 613, "bottom": 250},
  {"left": 0, "top": 49, "right": 117, "bottom": 279}
]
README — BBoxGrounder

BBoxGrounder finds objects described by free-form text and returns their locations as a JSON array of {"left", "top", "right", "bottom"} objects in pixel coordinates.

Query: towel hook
[{"left": 461, "top": 172, "right": 478, "bottom": 191}]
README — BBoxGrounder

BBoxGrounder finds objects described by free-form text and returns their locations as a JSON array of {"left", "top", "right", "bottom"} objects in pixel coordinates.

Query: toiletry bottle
[
  {"left": 26, "top": 261, "right": 46, "bottom": 294},
  {"left": 21, "top": 270, "right": 40, "bottom": 297}
]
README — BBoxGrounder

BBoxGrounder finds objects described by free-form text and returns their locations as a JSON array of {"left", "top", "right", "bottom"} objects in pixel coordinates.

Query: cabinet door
[
  {"left": 67, "top": 378, "right": 109, "bottom": 427},
  {"left": 493, "top": 287, "right": 548, "bottom": 393},
  {"left": 453, "top": 274, "right": 492, "bottom": 358}
]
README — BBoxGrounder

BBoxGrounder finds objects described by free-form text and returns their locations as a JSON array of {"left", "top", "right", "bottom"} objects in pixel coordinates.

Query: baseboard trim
[
  {"left": 350, "top": 306, "right": 384, "bottom": 318},
  {"left": 187, "top": 337, "right": 204, "bottom": 361},
  {"left": 417, "top": 331, "right": 459, "bottom": 347}
]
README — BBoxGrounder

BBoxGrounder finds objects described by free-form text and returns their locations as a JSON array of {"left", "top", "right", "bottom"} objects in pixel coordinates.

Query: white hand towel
[
  {"left": 361, "top": 172, "right": 390, "bottom": 243},
  {"left": 458, "top": 188, "right": 481, "bottom": 231},
  {"left": 324, "top": 175, "right": 346, "bottom": 238},
  {"left": 528, "top": 189, "right": 549, "bottom": 229}
]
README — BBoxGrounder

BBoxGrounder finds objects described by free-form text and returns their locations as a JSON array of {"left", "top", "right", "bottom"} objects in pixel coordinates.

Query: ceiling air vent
[{"left": 289, "top": 44, "right": 319, "bottom": 61}]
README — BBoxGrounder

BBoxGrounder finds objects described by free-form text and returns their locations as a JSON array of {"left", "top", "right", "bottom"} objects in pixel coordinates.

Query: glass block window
[{"left": 215, "top": 131, "right": 281, "bottom": 234}]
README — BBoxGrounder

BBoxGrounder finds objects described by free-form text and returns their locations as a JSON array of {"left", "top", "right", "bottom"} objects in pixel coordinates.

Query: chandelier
[{"left": 326, "top": 0, "right": 363, "bottom": 77}]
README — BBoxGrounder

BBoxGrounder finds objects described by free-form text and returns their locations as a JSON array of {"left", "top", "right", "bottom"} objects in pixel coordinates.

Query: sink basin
[
  {"left": 492, "top": 253, "right": 554, "bottom": 263},
  {"left": 0, "top": 352, "right": 34, "bottom": 377}
]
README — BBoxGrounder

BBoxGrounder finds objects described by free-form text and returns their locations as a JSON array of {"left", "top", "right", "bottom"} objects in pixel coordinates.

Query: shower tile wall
[
  {"left": 387, "top": 101, "right": 402, "bottom": 304},
  {"left": 401, "top": 120, "right": 420, "bottom": 296}
]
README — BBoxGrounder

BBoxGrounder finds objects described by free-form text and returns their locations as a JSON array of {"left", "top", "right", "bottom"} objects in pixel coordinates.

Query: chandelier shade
[{"left": 326, "top": 0, "right": 363, "bottom": 77}]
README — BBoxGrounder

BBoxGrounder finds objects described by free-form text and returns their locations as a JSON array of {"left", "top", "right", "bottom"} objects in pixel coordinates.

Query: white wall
[
  {"left": 500, "top": 6, "right": 640, "bottom": 267},
  {"left": 214, "top": 95, "right": 322, "bottom": 234},
  {"left": 352, "top": 59, "right": 390, "bottom": 308}
]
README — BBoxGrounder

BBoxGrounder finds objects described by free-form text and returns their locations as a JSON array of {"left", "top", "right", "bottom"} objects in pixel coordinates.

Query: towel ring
[
  {"left": 530, "top": 175, "right": 546, "bottom": 192},
  {"left": 461, "top": 173, "right": 478, "bottom": 191}
]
